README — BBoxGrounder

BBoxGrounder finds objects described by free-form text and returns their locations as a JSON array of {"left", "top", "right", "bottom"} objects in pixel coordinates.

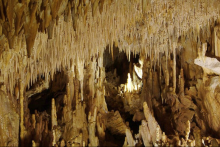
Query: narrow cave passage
[{"left": 103, "top": 46, "right": 142, "bottom": 146}]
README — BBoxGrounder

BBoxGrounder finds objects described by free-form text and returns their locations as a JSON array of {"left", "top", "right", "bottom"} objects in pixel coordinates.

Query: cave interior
[{"left": 1, "top": 0, "right": 220, "bottom": 147}]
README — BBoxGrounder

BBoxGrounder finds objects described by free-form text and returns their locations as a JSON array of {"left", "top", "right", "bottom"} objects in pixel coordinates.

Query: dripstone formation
[{"left": 1, "top": 0, "right": 220, "bottom": 146}]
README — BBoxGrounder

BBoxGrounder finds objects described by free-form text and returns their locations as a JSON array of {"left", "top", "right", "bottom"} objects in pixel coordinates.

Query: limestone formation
[
  {"left": 1, "top": 0, "right": 220, "bottom": 146},
  {"left": 125, "top": 128, "right": 136, "bottom": 146},
  {"left": 88, "top": 107, "right": 99, "bottom": 146}
]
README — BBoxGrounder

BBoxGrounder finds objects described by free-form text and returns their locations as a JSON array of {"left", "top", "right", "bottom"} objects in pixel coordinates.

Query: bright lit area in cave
[{"left": 2, "top": 0, "right": 220, "bottom": 147}]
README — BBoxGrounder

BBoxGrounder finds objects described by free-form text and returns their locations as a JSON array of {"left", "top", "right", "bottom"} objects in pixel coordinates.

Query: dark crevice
[
  {"left": 103, "top": 129, "right": 125, "bottom": 146},
  {"left": 125, "top": 113, "right": 141, "bottom": 135},
  {"left": 104, "top": 45, "right": 139, "bottom": 85},
  {"left": 28, "top": 71, "right": 67, "bottom": 114}
]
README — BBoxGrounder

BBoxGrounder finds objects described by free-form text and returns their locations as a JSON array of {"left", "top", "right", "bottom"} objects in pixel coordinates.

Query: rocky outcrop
[
  {"left": 197, "top": 76, "right": 220, "bottom": 136},
  {"left": 0, "top": 90, "right": 19, "bottom": 146},
  {"left": 106, "top": 111, "right": 127, "bottom": 135},
  {"left": 195, "top": 57, "right": 220, "bottom": 75}
]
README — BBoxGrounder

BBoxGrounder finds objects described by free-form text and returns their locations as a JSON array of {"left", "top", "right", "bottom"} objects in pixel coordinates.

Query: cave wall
[{"left": 0, "top": 90, "right": 19, "bottom": 146}]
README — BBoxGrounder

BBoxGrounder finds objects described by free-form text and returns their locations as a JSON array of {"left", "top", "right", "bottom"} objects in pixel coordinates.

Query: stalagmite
[
  {"left": 156, "top": 125, "right": 160, "bottom": 142},
  {"left": 143, "top": 102, "right": 162, "bottom": 144},
  {"left": 124, "top": 73, "right": 134, "bottom": 92},
  {"left": 77, "top": 59, "right": 84, "bottom": 101},
  {"left": 186, "top": 120, "right": 191, "bottom": 141},
  {"left": 32, "top": 140, "right": 36, "bottom": 147},
  {"left": 32, "top": 114, "right": 36, "bottom": 129},
  {"left": 173, "top": 44, "right": 176, "bottom": 93},
  {"left": 51, "top": 98, "right": 57, "bottom": 129},
  {"left": 179, "top": 68, "right": 184, "bottom": 95},
  {"left": 60, "top": 139, "right": 65, "bottom": 147},
  {"left": 125, "top": 128, "right": 136, "bottom": 146},
  {"left": 88, "top": 107, "right": 99, "bottom": 147},
  {"left": 96, "top": 113, "right": 105, "bottom": 141},
  {"left": 161, "top": 132, "right": 167, "bottom": 144},
  {"left": 19, "top": 80, "right": 24, "bottom": 145},
  {"left": 52, "top": 130, "right": 56, "bottom": 146},
  {"left": 51, "top": 98, "right": 57, "bottom": 146},
  {"left": 66, "top": 83, "right": 71, "bottom": 109},
  {"left": 139, "top": 120, "right": 151, "bottom": 146}
]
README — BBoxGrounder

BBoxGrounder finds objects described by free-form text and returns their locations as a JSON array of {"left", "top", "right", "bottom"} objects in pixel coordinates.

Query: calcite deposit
[{"left": 1, "top": 0, "right": 220, "bottom": 146}]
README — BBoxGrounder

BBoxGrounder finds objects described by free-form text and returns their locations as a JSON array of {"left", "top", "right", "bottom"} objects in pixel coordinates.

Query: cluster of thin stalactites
[{"left": 0, "top": 0, "right": 219, "bottom": 96}]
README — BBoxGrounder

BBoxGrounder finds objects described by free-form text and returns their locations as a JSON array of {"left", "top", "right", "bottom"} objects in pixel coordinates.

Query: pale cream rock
[
  {"left": 194, "top": 56, "right": 220, "bottom": 75},
  {"left": 88, "top": 107, "right": 99, "bottom": 147},
  {"left": 139, "top": 120, "right": 151, "bottom": 146},
  {"left": 201, "top": 76, "right": 220, "bottom": 133},
  {"left": 161, "top": 132, "right": 167, "bottom": 143},
  {"left": 76, "top": 59, "right": 84, "bottom": 101},
  {"left": 134, "top": 58, "right": 143, "bottom": 79},
  {"left": 125, "top": 128, "right": 136, "bottom": 146},
  {"left": 123, "top": 137, "right": 128, "bottom": 147},
  {"left": 52, "top": 130, "right": 56, "bottom": 146},
  {"left": 214, "top": 26, "right": 220, "bottom": 57},
  {"left": 143, "top": 102, "right": 162, "bottom": 144},
  {"left": 185, "top": 120, "right": 191, "bottom": 141}
]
